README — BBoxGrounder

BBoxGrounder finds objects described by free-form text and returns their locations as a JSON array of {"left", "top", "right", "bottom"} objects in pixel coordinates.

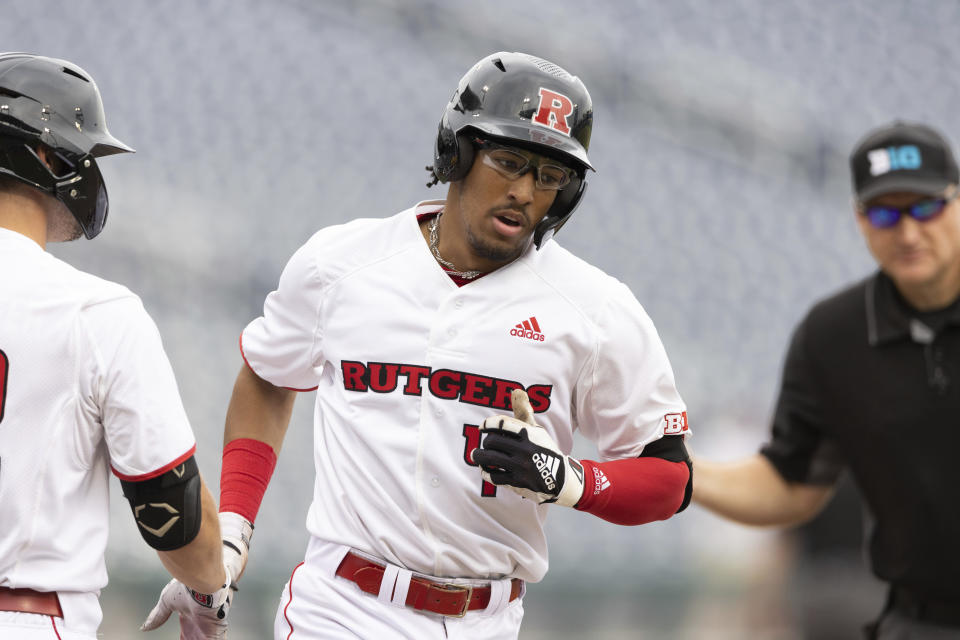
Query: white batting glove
[
  {"left": 218, "top": 512, "right": 253, "bottom": 581},
  {"left": 139, "top": 575, "right": 233, "bottom": 639},
  {"left": 474, "top": 389, "right": 585, "bottom": 507},
  {"left": 141, "top": 513, "right": 253, "bottom": 639}
]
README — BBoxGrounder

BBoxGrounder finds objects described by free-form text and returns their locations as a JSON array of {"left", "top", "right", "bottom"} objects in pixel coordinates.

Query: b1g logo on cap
[
  {"left": 532, "top": 88, "right": 573, "bottom": 136},
  {"left": 868, "top": 145, "right": 922, "bottom": 176}
]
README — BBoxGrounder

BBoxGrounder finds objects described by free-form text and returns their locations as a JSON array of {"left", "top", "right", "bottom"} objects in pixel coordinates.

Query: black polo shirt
[{"left": 761, "top": 271, "right": 960, "bottom": 602}]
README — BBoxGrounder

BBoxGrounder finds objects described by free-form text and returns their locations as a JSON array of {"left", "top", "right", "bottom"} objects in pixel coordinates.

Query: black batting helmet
[
  {"left": 0, "top": 53, "right": 133, "bottom": 239},
  {"left": 431, "top": 52, "right": 594, "bottom": 248}
]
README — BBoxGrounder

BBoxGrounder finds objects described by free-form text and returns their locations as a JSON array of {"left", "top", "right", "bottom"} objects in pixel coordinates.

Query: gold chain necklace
[{"left": 428, "top": 214, "right": 482, "bottom": 280}]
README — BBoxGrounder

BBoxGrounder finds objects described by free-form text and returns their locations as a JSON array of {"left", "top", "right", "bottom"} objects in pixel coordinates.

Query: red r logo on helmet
[{"left": 532, "top": 88, "right": 573, "bottom": 136}]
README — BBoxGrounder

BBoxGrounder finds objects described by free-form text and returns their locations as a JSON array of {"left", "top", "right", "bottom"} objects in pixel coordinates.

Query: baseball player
[
  {"left": 149, "top": 51, "right": 693, "bottom": 639},
  {"left": 0, "top": 53, "right": 243, "bottom": 640}
]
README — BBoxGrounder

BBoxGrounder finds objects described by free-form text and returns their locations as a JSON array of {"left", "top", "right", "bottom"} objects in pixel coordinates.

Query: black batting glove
[{"left": 474, "top": 389, "right": 585, "bottom": 507}]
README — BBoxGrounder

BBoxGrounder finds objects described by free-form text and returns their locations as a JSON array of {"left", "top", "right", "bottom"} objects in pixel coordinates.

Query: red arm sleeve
[
  {"left": 574, "top": 457, "right": 690, "bottom": 525},
  {"left": 219, "top": 438, "right": 278, "bottom": 523}
]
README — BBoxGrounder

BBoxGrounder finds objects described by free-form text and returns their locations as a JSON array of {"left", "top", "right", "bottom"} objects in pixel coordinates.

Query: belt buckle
[{"left": 441, "top": 583, "right": 473, "bottom": 618}]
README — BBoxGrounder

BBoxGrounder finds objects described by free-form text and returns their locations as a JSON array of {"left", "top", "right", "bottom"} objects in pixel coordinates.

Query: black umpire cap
[{"left": 850, "top": 120, "right": 959, "bottom": 202}]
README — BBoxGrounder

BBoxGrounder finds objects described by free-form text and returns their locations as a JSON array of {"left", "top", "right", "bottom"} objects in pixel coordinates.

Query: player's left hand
[{"left": 475, "top": 389, "right": 585, "bottom": 507}]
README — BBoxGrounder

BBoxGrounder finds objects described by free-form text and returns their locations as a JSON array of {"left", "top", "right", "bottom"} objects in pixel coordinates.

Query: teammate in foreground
[
  {"left": 155, "top": 51, "right": 692, "bottom": 639},
  {"left": 0, "top": 53, "right": 238, "bottom": 640},
  {"left": 693, "top": 121, "right": 960, "bottom": 639}
]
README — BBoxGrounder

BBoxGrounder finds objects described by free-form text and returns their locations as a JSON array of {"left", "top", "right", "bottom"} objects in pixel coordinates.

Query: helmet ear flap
[
  {"left": 449, "top": 132, "right": 475, "bottom": 182},
  {"left": 0, "top": 138, "right": 109, "bottom": 239},
  {"left": 56, "top": 154, "right": 109, "bottom": 239},
  {"left": 534, "top": 175, "right": 587, "bottom": 248},
  {"left": 433, "top": 127, "right": 476, "bottom": 183}
]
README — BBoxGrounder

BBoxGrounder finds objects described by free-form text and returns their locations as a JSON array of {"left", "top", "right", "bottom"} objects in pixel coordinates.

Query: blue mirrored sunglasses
[{"left": 861, "top": 192, "right": 959, "bottom": 229}]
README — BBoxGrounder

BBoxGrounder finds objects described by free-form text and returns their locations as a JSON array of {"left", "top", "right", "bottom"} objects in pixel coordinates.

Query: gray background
[{"left": 5, "top": 0, "right": 951, "bottom": 637}]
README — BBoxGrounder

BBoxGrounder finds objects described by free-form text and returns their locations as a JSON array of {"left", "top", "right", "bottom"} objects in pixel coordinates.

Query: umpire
[{"left": 692, "top": 120, "right": 960, "bottom": 639}]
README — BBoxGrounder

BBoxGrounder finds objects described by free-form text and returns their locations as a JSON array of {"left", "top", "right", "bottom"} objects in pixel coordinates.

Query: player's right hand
[
  {"left": 140, "top": 575, "right": 234, "bottom": 639},
  {"left": 141, "top": 513, "right": 252, "bottom": 639}
]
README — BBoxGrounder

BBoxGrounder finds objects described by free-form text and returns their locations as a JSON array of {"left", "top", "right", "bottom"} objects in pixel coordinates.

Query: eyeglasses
[
  {"left": 860, "top": 192, "right": 959, "bottom": 229},
  {"left": 477, "top": 140, "right": 575, "bottom": 191}
]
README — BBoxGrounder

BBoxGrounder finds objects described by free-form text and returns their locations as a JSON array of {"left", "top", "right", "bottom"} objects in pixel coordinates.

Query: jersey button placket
[
  {"left": 421, "top": 291, "right": 474, "bottom": 571},
  {"left": 430, "top": 291, "right": 473, "bottom": 353}
]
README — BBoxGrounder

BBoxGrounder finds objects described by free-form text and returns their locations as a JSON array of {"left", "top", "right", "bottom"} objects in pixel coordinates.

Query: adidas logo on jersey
[
  {"left": 594, "top": 469, "right": 610, "bottom": 494},
  {"left": 510, "top": 316, "right": 545, "bottom": 342},
  {"left": 532, "top": 452, "right": 560, "bottom": 491}
]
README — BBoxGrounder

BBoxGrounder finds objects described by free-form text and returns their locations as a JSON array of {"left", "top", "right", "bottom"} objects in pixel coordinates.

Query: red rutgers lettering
[
  {"left": 430, "top": 369, "right": 462, "bottom": 399},
  {"left": 341, "top": 360, "right": 368, "bottom": 391},
  {"left": 526, "top": 384, "right": 553, "bottom": 413},
  {"left": 461, "top": 374, "right": 494, "bottom": 405},
  {"left": 0, "top": 349, "right": 8, "bottom": 423},
  {"left": 368, "top": 363, "right": 400, "bottom": 393},
  {"left": 399, "top": 364, "right": 430, "bottom": 395},
  {"left": 339, "top": 360, "right": 552, "bottom": 413},
  {"left": 532, "top": 88, "right": 573, "bottom": 136}
]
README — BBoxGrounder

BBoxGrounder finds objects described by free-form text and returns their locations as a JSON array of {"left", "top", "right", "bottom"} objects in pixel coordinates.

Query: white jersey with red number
[
  {"left": 0, "top": 229, "right": 196, "bottom": 596},
  {"left": 241, "top": 201, "right": 688, "bottom": 583}
]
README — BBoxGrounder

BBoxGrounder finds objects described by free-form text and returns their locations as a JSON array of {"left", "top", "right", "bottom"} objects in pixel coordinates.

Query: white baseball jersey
[
  {"left": 0, "top": 229, "right": 195, "bottom": 628},
  {"left": 241, "top": 200, "right": 687, "bottom": 583}
]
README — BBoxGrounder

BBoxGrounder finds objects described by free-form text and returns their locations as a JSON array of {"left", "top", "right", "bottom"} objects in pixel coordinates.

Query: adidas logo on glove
[{"left": 532, "top": 452, "right": 560, "bottom": 491}]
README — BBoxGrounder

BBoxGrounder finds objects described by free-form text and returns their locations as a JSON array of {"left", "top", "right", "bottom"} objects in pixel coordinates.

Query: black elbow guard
[
  {"left": 120, "top": 455, "right": 202, "bottom": 551},
  {"left": 640, "top": 435, "right": 693, "bottom": 514}
]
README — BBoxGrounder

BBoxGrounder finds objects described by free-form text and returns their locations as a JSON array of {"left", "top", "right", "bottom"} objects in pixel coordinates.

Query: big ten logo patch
[
  {"left": 868, "top": 145, "right": 921, "bottom": 176},
  {"left": 663, "top": 411, "right": 689, "bottom": 435}
]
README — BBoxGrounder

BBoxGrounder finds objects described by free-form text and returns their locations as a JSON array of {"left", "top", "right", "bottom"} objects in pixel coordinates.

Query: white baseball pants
[{"left": 274, "top": 538, "right": 524, "bottom": 639}]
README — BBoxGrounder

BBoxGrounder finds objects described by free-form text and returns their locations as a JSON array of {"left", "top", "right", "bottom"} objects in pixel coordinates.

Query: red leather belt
[
  {"left": 0, "top": 587, "right": 63, "bottom": 617},
  {"left": 335, "top": 551, "right": 523, "bottom": 617}
]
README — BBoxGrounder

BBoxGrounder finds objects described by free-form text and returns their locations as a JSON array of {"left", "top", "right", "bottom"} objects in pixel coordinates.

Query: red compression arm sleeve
[
  {"left": 575, "top": 457, "right": 689, "bottom": 525},
  {"left": 219, "top": 438, "right": 278, "bottom": 522}
]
